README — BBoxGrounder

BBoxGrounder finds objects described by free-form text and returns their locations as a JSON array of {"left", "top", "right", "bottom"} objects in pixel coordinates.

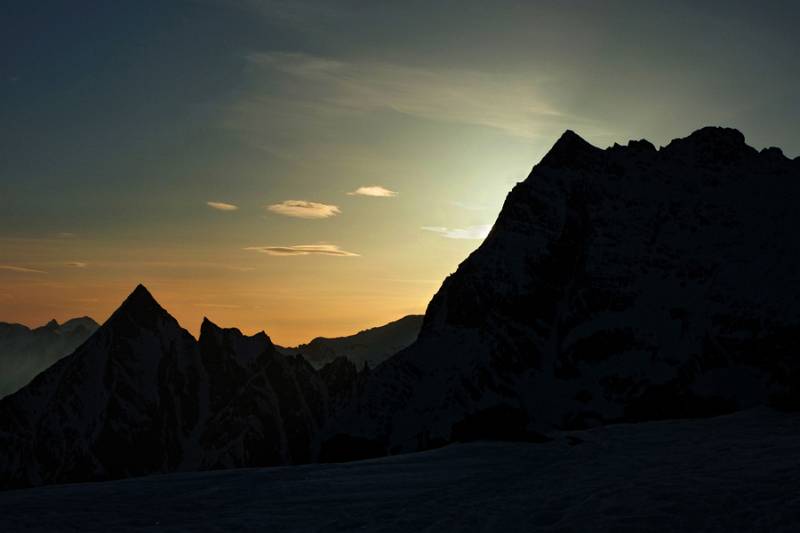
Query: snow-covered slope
[
  {"left": 331, "top": 127, "right": 800, "bottom": 454},
  {"left": 0, "top": 286, "right": 330, "bottom": 489},
  {"left": 0, "top": 317, "right": 98, "bottom": 398},
  {"left": 279, "top": 315, "right": 423, "bottom": 369},
  {"left": 1, "top": 408, "right": 798, "bottom": 532}
]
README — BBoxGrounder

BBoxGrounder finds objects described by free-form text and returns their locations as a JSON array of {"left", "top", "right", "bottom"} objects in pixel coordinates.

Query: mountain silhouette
[
  {"left": 327, "top": 126, "right": 800, "bottom": 454},
  {"left": 0, "top": 285, "right": 330, "bottom": 489},
  {"left": 3, "top": 127, "right": 800, "bottom": 489},
  {"left": 0, "top": 316, "right": 98, "bottom": 398}
]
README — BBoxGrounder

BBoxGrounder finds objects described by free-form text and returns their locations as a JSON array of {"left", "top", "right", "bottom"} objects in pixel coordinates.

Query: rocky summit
[{"left": 329, "top": 127, "right": 800, "bottom": 453}]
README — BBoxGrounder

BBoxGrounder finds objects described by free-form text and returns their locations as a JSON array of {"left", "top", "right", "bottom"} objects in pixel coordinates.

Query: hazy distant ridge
[
  {"left": 0, "top": 317, "right": 98, "bottom": 398},
  {"left": 278, "top": 315, "right": 423, "bottom": 369}
]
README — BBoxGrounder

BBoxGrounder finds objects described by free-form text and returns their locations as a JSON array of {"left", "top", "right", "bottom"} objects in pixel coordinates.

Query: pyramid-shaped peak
[
  {"left": 539, "top": 129, "right": 602, "bottom": 169},
  {"left": 107, "top": 284, "right": 173, "bottom": 330},
  {"left": 119, "top": 284, "right": 162, "bottom": 311}
]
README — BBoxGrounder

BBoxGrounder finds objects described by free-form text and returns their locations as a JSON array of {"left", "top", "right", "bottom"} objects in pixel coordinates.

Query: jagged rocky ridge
[
  {"left": 0, "top": 317, "right": 98, "bottom": 398},
  {"left": 0, "top": 286, "right": 359, "bottom": 489},
  {"left": 328, "top": 127, "right": 800, "bottom": 454}
]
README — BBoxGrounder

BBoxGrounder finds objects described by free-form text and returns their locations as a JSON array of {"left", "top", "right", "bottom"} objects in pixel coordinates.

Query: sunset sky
[{"left": 2, "top": 1, "right": 799, "bottom": 345}]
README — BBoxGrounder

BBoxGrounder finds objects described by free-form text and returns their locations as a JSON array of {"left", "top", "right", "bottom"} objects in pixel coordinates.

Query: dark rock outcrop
[{"left": 334, "top": 127, "right": 800, "bottom": 452}]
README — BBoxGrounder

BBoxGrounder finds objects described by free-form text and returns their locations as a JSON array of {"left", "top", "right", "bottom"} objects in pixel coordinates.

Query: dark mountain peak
[
  {"left": 199, "top": 317, "right": 274, "bottom": 369},
  {"left": 128, "top": 283, "right": 154, "bottom": 303},
  {"left": 200, "top": 317, "right": 273, "bottom": 347},
  {"left": 626, "top": 138, "right": 657, "bottom": 153},
  {"left": 117, "top": 284, "right": 162, "bottom": 314},
  {"left": 761, "top": 146, "right": 786, "bottom": 160},
  {"left": 686, "top": 126, "right": 745, "bottom": 145},
  {"left": 539, "top": 129, "right": 603, "bottom": 169},
  {"left": 44, "top": 319, "right": 59, "bottom": 329},
  {"left": 107, "top": 284, "right": 174, "bottom": 331},
  {"left": 663, "top": 126, "right": 755, "bottom": 162},
  {"left": 200, "top": 316, "right": 221, "bottom": 335}
]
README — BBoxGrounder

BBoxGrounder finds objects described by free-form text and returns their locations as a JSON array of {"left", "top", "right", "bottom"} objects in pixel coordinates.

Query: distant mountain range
[
  {"left": 278, "top": 315, "right": 423, "bottom": 369},
  {"left": 2, "top": 126, "right": 800, "bottom": 490},
  {"left": 0, "top": 286, "right": 339, "bottom": 489},
  {"left": 0, "top": 317, "right": 98, "bottom": 398}
]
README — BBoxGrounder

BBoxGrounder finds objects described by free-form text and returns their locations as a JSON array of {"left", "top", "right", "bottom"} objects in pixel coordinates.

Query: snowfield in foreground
[{"left": 2, "top": 408, "right": 799, "bottom": 532}]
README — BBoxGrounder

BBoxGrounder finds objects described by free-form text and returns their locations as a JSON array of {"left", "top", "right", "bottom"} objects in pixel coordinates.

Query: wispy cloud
[
  {"left": 267, "top": 200, "right": 341, "bottom": 219},
  {"left": 207, "top": 201, "right": 239, "bottom": 211},
  {"left": 243, "top": 52, "right": 569, "bottom": 139},
  {"left": 244, "top": 244, "right": 359, "bottom": 256},
  {"left": 421, "top": 225, "right": 492, "bottom": 240},
  {"left": 0, "top": 265, "right": 47, "bottom": 274},
  {"left": 66, "top": 262, "right": 88, "bottom": 268},
  {"left": 348, "top": 185, "right": 398, "bottom": 197},
  {"left": 57, "top": 232, "right": 76, "bottom": 238}
]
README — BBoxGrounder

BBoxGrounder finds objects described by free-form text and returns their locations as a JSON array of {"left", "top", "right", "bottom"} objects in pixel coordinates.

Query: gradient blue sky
[{"left": 1, "top": 0, "right": 798, "bottom": 343}]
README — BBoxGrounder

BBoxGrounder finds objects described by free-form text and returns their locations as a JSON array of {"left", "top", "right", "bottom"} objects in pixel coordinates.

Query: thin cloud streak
[
  {"left": 267, "top": 200, "right": 341, "bottom": 219},
  {"left": 348, "top": 186, "right": 398, "bottom": 197},
  {"left": 66, "top": 262, "right": 88, "bottom": 268},
  {"left": 421, "top": 225, "right": 492, "bottom": 240},
  {"left": 244, "top": 244, "right": 359, "bottom": 256},
  {"left": 245, "top": 52, "right": 571, "bottom": 139},
  {"left": 207, "top": 201, "right": 239, "bottom": 211},
  {"left": 0, "top": 265, "right": 47, "bottom": 274}
]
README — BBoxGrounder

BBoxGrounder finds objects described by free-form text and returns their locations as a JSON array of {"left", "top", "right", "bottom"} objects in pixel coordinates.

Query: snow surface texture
[{"left": 1, "top": 408, "right": 799, "bottom": 532}]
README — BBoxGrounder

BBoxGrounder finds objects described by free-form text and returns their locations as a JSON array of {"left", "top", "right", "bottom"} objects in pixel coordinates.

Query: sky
[{"left": 1, "top": 0, "right": 799, "bottom": 345}]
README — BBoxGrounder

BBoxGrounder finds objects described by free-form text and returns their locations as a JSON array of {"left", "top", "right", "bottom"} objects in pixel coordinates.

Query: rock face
[
  {"left": 331, "top": 127, "right": 800, "bottom": 454},
  {"left": 0, "top": 285, "right": 329, "bottom": 489},
  {"left": 0, "top": 316, "right": 99, "bottom": 398},
  {"left": 3, "top": 127, "right": 800, "bottom": 488},
  {"left": 279, "top": 315, "right": 423, "bottom": 369}
]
